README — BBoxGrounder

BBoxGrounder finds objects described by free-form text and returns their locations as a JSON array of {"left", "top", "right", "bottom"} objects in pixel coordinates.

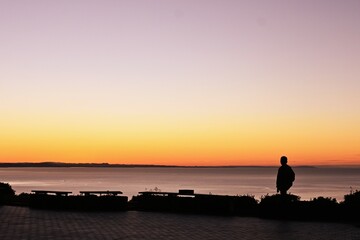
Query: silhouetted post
[{"left": 276, "top": 156, "right": 295, "bottom": 195}]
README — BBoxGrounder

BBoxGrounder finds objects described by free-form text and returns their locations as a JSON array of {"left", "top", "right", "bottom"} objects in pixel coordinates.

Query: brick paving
[{"left": 0, "top": 206, "right": 359, "bottom": 240}]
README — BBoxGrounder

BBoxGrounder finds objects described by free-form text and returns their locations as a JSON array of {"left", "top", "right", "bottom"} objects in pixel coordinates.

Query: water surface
[{"left": 1, "top": 167, "right": 359, "bottom": 201}]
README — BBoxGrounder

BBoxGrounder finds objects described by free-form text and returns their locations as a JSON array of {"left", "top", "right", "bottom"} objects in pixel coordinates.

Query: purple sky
[{"left": 1, "top": 1, "right": 360, "bottom": 165}]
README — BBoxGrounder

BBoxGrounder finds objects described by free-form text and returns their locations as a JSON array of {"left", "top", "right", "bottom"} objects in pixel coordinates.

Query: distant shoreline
[
  {"left": 0, "top": 162, "right": 342, "bottom": 168},
  {"left": 0, "top": 162, "right": 278, "bottom": 168}
]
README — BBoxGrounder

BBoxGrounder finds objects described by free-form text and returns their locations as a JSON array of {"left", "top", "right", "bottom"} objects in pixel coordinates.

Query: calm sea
[{"left": 1, "top": 167, "right": 360, "bottom": 201}]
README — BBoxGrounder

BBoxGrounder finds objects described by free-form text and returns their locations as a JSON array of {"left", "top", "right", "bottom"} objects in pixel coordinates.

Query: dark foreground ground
[{"left": 0, "top": 206, "right": 359, "bottom": 240}]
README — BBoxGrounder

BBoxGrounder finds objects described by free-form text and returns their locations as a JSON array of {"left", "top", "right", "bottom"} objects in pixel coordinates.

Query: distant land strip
[{"left": 0, "top": 162, "right": 318, "bottom": 168}]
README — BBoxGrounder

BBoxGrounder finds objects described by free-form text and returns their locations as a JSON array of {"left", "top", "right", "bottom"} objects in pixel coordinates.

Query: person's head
[{"left": 280, "top": 156, "right": 288, "bottom": 165}]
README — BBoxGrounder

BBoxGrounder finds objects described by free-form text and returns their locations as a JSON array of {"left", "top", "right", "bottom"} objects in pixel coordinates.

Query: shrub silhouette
[
  {"left": 259, "top": 194, "right": 301, "bottom": 219},
  {"left": 343, "top": 189, "right": 360, "bottom": 206},
  {"left": 0, "top": 182, "right": 15, "bottom": 196},
  {"left": 341, "top": 189, "right": 360, "bottom": 220},
  {"left": 311, "top": 196, "right": 337, "bottom": 205},
  {"left": 306, "top": 197, "right": 340, "bottom": 221},
  {"left": 0, "top": 182, "right": 15, "bottom": 205}
]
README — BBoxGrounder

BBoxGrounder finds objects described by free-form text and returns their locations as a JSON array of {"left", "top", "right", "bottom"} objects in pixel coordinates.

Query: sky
[{"left": 1, "top": 0, "right": 360, "bottom": 166}]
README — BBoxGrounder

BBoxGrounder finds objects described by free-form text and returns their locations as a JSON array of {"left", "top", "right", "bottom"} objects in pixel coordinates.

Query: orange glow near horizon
[{"left": 1, "top": 111, "right": 359, "bottom": 166}]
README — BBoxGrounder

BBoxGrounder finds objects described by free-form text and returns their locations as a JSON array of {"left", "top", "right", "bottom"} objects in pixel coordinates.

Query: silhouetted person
[{"left": 276, "top": 156, "right": 295, "bottom": 195}]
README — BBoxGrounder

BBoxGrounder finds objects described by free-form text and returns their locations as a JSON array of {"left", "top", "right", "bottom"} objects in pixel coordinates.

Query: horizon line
[{"left": 1, "top": 161, "right": 360, "bottom": 168}]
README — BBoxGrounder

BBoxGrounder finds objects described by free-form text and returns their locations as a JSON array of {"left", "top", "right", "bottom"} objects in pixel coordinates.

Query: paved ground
[{"left": 0, "top": 206, "right": 359, "bottom": 240}]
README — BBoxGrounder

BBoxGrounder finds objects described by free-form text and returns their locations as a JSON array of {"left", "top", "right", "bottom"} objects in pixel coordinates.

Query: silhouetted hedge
[
  {"left": 29, "top": 194, "right": 128, "bottom": 211},
  {"left": 130, "top": 194, "right": 258, "bottom": 216},
  {"left": 2, "top": 182, "right": 360, "bottom": 222}
]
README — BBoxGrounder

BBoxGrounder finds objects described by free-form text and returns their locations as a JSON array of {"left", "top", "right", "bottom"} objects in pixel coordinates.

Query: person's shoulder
[{"left": 285, "top": 165, "right": 293, "bottom": 170}]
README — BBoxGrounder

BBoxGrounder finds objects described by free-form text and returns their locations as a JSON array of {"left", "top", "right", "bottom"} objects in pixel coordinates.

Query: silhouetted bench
[
  {"left": 29, "top": 190, "right": 128, "bottom": 211},
  {"left": 139, "top": 189, "right": 195, "bottom": 197},
  {"left": 79, "top": 191, "right": 123, "bottom": 196},
  {"left": 31, "top": 190, "right": 72, "bottom": 196}
]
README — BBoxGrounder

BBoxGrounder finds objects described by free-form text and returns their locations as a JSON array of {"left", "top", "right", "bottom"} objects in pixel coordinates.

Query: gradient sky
[{"left": 1, "top": 0, "right": 360, "bottom": 166}]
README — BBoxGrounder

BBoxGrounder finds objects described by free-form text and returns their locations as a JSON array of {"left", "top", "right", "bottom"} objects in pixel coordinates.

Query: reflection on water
[{"left": 1, "top": 167, "right": 360, "bottom": 200}]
